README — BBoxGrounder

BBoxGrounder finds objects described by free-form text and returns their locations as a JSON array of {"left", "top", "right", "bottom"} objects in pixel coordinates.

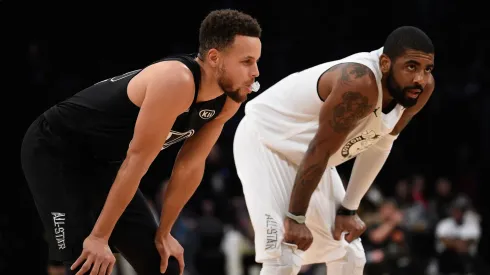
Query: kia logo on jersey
[{"left": 199, "top": 109, "right": 215, "bottom": 119}]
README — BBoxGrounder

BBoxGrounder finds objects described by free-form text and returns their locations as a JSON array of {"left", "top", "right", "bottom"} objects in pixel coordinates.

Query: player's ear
[
  {"left": 379, "top": 54, "right": 391, "bottom": 74},
  {"left": 207, "top": 49, "right": 219, "bottom": 68}
]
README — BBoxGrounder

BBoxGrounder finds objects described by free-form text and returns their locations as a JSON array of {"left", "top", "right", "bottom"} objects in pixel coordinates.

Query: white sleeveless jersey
[{"left": 244, "top": 47, "right": 405, "bottom": 167}]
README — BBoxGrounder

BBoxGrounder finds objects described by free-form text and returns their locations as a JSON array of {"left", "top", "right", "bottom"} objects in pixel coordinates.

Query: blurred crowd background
[{"left": 5, "top": 1, "right": 489, "bottom": 274}]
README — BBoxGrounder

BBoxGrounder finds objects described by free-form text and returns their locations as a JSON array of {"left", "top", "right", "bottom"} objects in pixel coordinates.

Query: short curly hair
[
  {"left": 199, "top": 9, "right": 262, "bottom": 58},
  {"left": 383, "top": 26, "right": 434, "bottom": 60}
]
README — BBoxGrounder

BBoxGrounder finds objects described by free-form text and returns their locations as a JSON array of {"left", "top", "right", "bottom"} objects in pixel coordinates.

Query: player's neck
[
  {"left": 195, "top": 58, "right": 225, "bottom": 103},
  {"left": 381, "top": 90, "right": 395, "bottom": 109},
  {"left": 381, "top": 78, "right": 395, "bottom": 109}
]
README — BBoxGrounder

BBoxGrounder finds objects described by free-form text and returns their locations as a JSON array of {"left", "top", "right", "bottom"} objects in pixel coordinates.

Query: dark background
[{"left": 3, "top": 1, "right": 489, "bottom": 274}]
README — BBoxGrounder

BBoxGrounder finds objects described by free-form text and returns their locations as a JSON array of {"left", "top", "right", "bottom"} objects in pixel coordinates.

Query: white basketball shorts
[{"left": 233, "top": 116, "right": 365, "bottom": 265}]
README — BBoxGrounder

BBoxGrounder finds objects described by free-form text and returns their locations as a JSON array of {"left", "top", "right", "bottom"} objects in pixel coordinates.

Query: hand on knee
[{"left": 260, "top": 244, "right": 303, "bottom": 275}]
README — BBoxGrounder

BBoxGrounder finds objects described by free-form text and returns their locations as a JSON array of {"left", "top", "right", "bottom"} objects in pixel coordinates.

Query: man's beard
[
  {"left": 387, "top": 68, "right": 423, "bottom": 108},
  {"left": 218, "top": 77, "right": 243, "bottom": 103},
  {"left": 217, "top": 65, "right": 246, "bottom": 103}
]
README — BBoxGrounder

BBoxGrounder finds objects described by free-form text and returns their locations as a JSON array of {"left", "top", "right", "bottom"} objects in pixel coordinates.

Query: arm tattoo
[
  {"left": 296, "top": 139, "right": 330, "bottom": 186},
  {"left": 289, "top": 137, "right": 330, "bottom": 215},
  {"left": 288, "top": 63, "right": 374, "bottom": 215},
  {"left": 329, "top": 91, "right": 374, "bottom": 133},
  {"left": 327, "top": 63, "right": 375, "bottom": 133},
  {"left": 340, "top": 63, "right": 371, "bottom": 85}
]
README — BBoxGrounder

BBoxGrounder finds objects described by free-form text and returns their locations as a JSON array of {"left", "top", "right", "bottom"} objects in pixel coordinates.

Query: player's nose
[
  {"left": 413, "top": 71, "right": 425, "bottom": 87},
  {"left": 251, "top": 62, "right": 260, "bottom": 78}
]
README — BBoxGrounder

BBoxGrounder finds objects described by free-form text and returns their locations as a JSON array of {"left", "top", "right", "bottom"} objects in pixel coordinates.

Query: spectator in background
[
  {"left": 411, "top": 173, "right": 428, "bottom": 208},
  {"left": 222, "top": 197, "right": 256, "bottom": 275},
  {"left": 393, "top": 179, "right": 412, "bottom": 210},
  {"left": 195, "top": 199, "right": 226, "bottom": 275},
  {"left": 435, "top": 194, "right": 481, "bottom": 275},
  {"left": 429, "top": 177, "right": 455, "bottom": 222},
  {"left": 363, "top": 199, "right": 413, "bottom": 275},
  {"left": 403, "top": 175, "right": 431, "bottom": 231},
  {"left": 402, "top": 174, "right": 433, "bottom": 273}
]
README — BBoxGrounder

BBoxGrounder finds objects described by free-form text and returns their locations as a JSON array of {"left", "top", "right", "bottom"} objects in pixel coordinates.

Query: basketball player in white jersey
[{"left": 233, "top": 26, "right": 435, "bottom": 275}]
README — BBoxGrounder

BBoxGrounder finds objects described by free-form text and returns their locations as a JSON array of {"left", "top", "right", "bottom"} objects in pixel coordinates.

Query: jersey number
[{"left": 162, "top": 130, "right": 195, "bottom": 150}]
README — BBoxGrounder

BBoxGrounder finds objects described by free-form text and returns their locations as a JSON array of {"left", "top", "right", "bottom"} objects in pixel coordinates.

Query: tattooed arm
[{"left": 288, "top": 63, "right": 379, "bottom": 216}]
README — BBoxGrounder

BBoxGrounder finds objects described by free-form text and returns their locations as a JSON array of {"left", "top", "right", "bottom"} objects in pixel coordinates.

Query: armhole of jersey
[
  {"left": 316, "top": 69, "right": 330, "bottom": 102},
  {"left": 185, "top": 56, "right": 201, "bottom": 106},
  {"left": 158, "top": 54, "right": 201, "bottom": 107},
  {"left": 177, "top": 55, "right": 200, "bottom": 107}
]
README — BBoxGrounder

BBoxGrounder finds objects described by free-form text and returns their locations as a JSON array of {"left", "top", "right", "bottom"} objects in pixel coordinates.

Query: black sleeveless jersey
[{"left": 43, "top": 54, "right": 227, "bottom": 162}]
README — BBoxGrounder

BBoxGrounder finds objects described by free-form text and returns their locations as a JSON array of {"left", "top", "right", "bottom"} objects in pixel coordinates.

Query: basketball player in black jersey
[{"left": 21, "top": 9, "right": 261, "bottom": 275}]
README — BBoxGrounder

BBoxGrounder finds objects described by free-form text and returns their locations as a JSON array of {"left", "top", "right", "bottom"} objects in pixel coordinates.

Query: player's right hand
[
  {"left": 155, "top": 233, "right": 185, "bottom": 275},
  {"left": 71, "top": 234, "right": 116, "bottom": 275},
  {"left": 283, "top": 217, "right": 314, "bottom": 251},
  {"left": 332, "top": 213, "right": 366, "bottom": 243}
]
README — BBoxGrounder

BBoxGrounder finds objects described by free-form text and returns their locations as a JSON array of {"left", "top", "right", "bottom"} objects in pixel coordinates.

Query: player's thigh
[
  {"left": 234, "top": 118, "right": 299, "bottom": 261},
  {"left": 110, "top": 189, "right": 180, "bottom": 275},
  {"left": 233, "top": 117, "right": 299, "bottom": 218},
  {"left": 21, "top": 117, "right": 93, "bottom": 262}
]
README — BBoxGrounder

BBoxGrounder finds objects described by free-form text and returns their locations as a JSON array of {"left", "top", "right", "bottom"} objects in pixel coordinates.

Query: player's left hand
[
  {"left": 332, "top": 212, "right": 366, "bottom": 243},
  {"left": 155, "top": 233, "right": 185, "bottom": 275}
]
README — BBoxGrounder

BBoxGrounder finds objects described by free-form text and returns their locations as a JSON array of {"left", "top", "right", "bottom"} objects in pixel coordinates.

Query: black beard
[
  {"left": 217, "top": 65, "right": 246, "bottom": 103},
  {"left": 218, "top": 79, "right": 243, "bottom": 103},
  {"left": 387, "top": 70, "right": 422, "bottom": 108}
]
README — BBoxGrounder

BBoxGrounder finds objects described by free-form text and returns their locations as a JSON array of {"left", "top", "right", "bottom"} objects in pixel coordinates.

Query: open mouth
[
  {"left": 406, "top": 89, "right": 422, "bottom": 98},
  {"left": 245, "top": 82, "right": 254, "bottom": 93}
]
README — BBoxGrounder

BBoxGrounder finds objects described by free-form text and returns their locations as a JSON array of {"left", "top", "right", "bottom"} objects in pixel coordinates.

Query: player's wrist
[
  {"left": 89, "top": 231, "right": 110, "bottom": 242},
  {"left": 155, "top": 227, "right": 171, "bottom": 239},
  {"left": 286, "top": 212, "right": 306, "bottom": 224},
  {"left": 90, "top": 221, "right": 114, "bottom": 241},
  {"left": 340, "top": 196, "right": 361, "bottom": 212},
  {"left": 336, "top": 204, "right": 357, "bottom": 216}
]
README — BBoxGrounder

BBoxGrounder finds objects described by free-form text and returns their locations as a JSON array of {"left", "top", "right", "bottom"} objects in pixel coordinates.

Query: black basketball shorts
[{"left": 20, "top": 115, "right": 180, "bottom": 274}]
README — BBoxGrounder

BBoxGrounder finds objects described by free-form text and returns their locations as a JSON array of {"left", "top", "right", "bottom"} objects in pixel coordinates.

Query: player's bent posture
[
  {"left": 21, "top": 9, "right": 261, "bottom": 275},
  {"left": 233, "top": 26, "right": 435, "bottom": 275}
]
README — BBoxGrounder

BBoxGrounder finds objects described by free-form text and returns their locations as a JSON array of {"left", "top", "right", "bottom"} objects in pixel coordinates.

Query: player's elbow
[
  {"left": 310, "top": 131, "right": 344, "bottom": 157},
  {"left": 302, "top": 135, "right": 337, "bottom": 168},
  {"left": 123, "top": 148, "right": 156, "bottom": 178},
  {"left": 173, "top": 155, "right": 206, "bottom": 177},
  {"left": 170, "top": 159, "right": 206, "bottom": 186}
]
